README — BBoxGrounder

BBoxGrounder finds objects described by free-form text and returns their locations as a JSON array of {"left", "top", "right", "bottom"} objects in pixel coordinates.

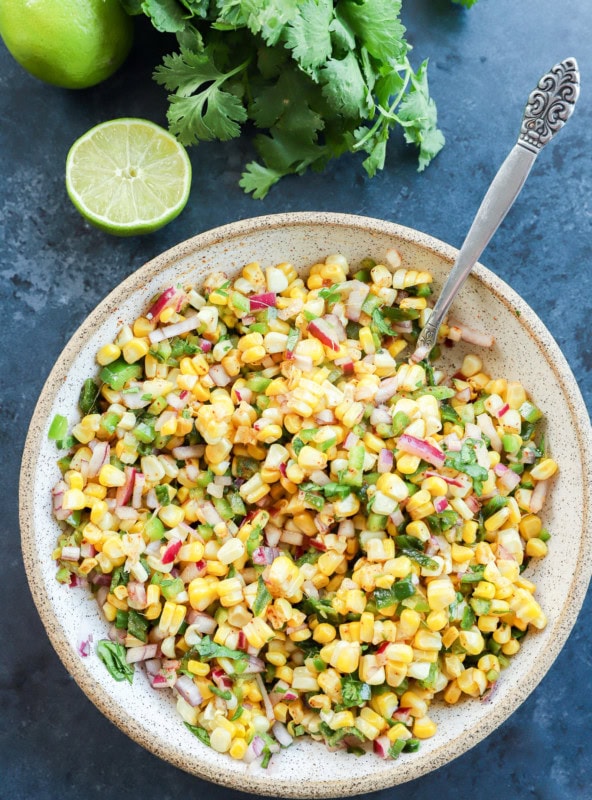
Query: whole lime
[{"left": 0, "top": 0, "right": 134, "bottom": 89}]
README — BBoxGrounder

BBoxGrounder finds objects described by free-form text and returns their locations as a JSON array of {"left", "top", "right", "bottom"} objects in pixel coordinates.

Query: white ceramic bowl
[{"left": 20, "top": 213, "right": 592, "bottom": 797}]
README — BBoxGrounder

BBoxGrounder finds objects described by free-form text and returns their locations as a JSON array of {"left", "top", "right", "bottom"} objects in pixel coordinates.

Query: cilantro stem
[{"left": 352, "top": 62, "right": 413, "bottom": 152}]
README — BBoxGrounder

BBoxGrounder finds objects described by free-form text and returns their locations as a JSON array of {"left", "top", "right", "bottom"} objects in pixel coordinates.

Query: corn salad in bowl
[{"left": 48, "top": 248, "right": 557, "bottom": 768}]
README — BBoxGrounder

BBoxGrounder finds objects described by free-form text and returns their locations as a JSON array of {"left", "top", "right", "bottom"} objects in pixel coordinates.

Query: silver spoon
[{"left": 412, "top": 57, "right": 580, "bottom": 363}]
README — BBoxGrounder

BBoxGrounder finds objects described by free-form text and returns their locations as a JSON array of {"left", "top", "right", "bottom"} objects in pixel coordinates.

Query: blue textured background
[{"left": 1, "top": 1, "right": 591, "bottom": 798}]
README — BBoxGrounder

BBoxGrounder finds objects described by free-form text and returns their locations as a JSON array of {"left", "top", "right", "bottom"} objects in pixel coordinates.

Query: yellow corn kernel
[
  {"left": 525, "top": 538, "right": 548, "bottom": 558},
  {"left": 158, "top": 504, "right": 185, "bottom": 528},
  {"left": 399, "top": 691, "right": 428, "bottom": 718},
  {"left": 458, "top": 628, "right": 485, "bottom": 655},
  {"left": 519, "top": 514, "right": 542, "bottom": 540},
  {"left": 484, "top": 507, "right": 511, "bottom": 531},
  {"left": 313, "top": 623, "right": 337, "bottom": 644},
  {"left": 396, "top": 453, "right": 421, "bottom": 475},
  {"left": 427, "top": 578, "right": 456, "bottom": 611},
  {"left": 102, "top": 601, "right": 117, "bottom": 622},
  {"left": 62, "top": 488, "right": 87, "bottom": 511},
  {"left": 443, "top": 680, "right": 462, "bottom": 704},
  {"left": 502, "top": 639, "right": 521, "bottom": 656},
  {"left": 413, "top": 716, "right": 437, "bottom": 739},
  {"left": 376, "top": 473, "right": 409, "bottom": 502},
  {"left": 462, "top": 520, "right": 478, "bottom": 544},
  {"left": 329, "top": 640, "right": 361, "bottom": 673},
  {"left": 98, "top": 464, "right": 126, "bottom": 488},
  {"left": 530, "top": 458, "right": 558, "bottom": 481},
  {"left": 358, "top": 326, "right": 375, "bottom": 355},
  {"left": 85, "top": 483, "right": 107, "bottom": 500},
  {"left": 477, "top": 615, "right": 499, "bottom": 633},
  {"left": 420, "top": 475, "right": 448, "bottom": 497},
  {"left": 122, "top": 338, "right": 150, "bottom": 364},
  {"left": 229, "top": 738, "right": 248, "bottom": 760},
  {"left": 473, "top": 581, "right": 496, "bottom": 600},
  {"left": 210, "top": 727, "right": 232, "bottom": 754},
  {"left": 97, "top": 343, "right": 121, "bottom": 366},
  {"left": 178, "top": 541, "right": 205, "bottom": 562},
  {"left": 159, "top": 601, "right": 186, "bottom": 635}
]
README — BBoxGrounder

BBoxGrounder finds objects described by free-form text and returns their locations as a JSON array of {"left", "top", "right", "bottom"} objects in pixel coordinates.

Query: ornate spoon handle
[{"left": 412, "top": 58, "right": 580, "bottom": 363}]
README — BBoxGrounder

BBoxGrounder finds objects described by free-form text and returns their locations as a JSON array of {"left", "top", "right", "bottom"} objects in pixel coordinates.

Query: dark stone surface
[{"left": 1, "top": 1, "right": 590, "bottom": 798}]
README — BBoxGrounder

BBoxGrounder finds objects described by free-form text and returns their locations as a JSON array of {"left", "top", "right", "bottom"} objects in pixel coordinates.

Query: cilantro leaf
[
  {"left": 253, "top": 576, "right": 272, "bottom": 616},
  {"left": 339, "top": 0, "right": 407, "bottom": 62},
  {"left": 239, "top": 162, "right": 283, "bottom": 199},
  {"left": 154, "top": 46, "right": 249, "bottom": 144},
  {"left": 185, "top": 722, "right": 211, "bottom": 745},
  {"left": 194, "top": 635, "right": 248, "bottom": 663},
  {"left": 398, "top": 59, "right": 445, "bottom": 171},
  {"left": 320, "top": 52, "right": 370, "bottom": 118},
  {"left": 142, "top": 0, "right": 191, "bottom": 33},
  {"left": 97, "top": 641, "right": 134, "bottom": 684},
  {"left": 371, "top": 307, "right": 398, "bottom": 337},
  {"left": 285, "top": 0, "right": 334, "bottom": 70},
  {"left": 339, "top": 675, "right": 372, "bottom": 709},
  {"left": 445, "top": 440, "right": 488, "bottom": 496}
]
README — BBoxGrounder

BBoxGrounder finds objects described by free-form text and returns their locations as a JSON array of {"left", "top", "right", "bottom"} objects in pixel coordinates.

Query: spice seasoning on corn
[{"left": 49, "top": 251, "right": 555, "bottom": 766}]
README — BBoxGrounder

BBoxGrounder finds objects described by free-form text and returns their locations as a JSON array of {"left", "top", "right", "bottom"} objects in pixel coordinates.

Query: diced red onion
[
  {"left": 315, "top": 409, "right": 335, "bottom": 425},
  {"left": 334, "top": 357, "right": 354, "bottom": 374},
  {"left": 243, "top": 655, "right": 266, "bottom": 674},
  {"left": 252, "top": 546, "right": 281, "bottom": 565},
  {"left": 166, "top": 391, "right": 190, "bottom": 411},
  {"left": 78, "top": 634, "right": 93, "bottom": 658},
  {"left": 199, "top": 338, "right": 212, "bottom": 352},
  {"left": 234, "top": 387, "right": 253, "bottom": 404},
  {"left": 180, "top": 560, "right": 207, "bottom": 583},
  {"left": 444, "top": 434, "right": 463, "bottom": 452},
  {"left": 433, "top": 495, "right": 449, "bottom": 513},
  {"left": 344, "top": 432, "right": 359, "bottom": 450},
  {"left": 115, "top": 466, "right": 136, "bottom": 507},
  {"left": 211, "top": 666, "right": 233, "bottom": 690},
  {"left": 264, "top": 523, "right": 282, "bottom": 547},
  {"left": 338, "top": 520, "right": 355, "bottom": 538},
  {"left": 309, "top": 538, "right": 327, "bottom": 552},
  {"left": 303, "top": 579, "right": 320, "bottom": 599},
  {"left": 131, "top": 472, "right": 145, "bottom": 509},
  {"left": 108, "top": 624, "right": 126, "bottom": 644},
  {"left": 171, "top": 445, "right": 204, "bottom": 460},
  {"left": 201, "top": 502, "right": 223, "bottom": 527},
  {"left": 127, "top": 581, "right": 147, "bottom": 607},
  {"left": 424, "top": 470, "right": 464, "bottom": 488},
  {"left": 279, "top": 530, "right": 304, "bottom": 546},
  {"left": 392, "top": 708, "right": 411, "bottom": 724},
  {"left": 116, "top": 506, "right": 139, "bottom": 520},
  {"left": 455, "top": 386, "right": 471, "bottom": 403},
  {"left": 146, "top": 286, "right": 177, "bottom": 321},
  {"left": 449, "top": 319, "right": 494, "bottom": 348},
  {"left": 389, "top": 508, "right": 405, "bottom": 527},
  {"left": 80, "top": 542, "right": 96, "bottom": 559},
  {"left": 477, "top": 413, "right": 502, "bottom": 452},
  {"left": 145, "top": 658, "right": 162, "bottom": 677},
  {"left": 126, "top": 644, "right": 159, "bottom": 664},
  {"left": 175, "top": 675, "right": 203, "bottom": 707},
  {"left": 375, "top": 377, "right": 399, "bottom": 404},
  {"left": 465, "top": 494, "right": 481, "bottom": 514},
  {"left": 377, "top": 448, "right": 394, "bottom": 473},
  {"left": 293, "top": 354, "right": 313, "bottom": 371},
  {"left": 122, "top": 386, "right": 151, "bottom": 410},
  {"left": 465, "top": 423, "right": 482, "bottom": 440},
  {"left": 343, "top": 282, "right": 369, "bottom": 320},
  {"left": 91, "top": 573, "right": 111, "bottom": 587},
  {"left": 209, "top": 364, "right": 232, "bottom": 387},
  {"left": 186, "top": 610, "right": 217, "bottom": 633},
  {"left": 310, "top": 469, "right": 330, "bottom": 486},
  {"left": 392, "top": 320, "right": 413, "bottom": 334},
  {"left": 373, "top": 735, "right": 391, "bottom": 759},
  {"left": 371, "top": 406, "right": 392, "bottom": 426},
  {"left": 272, "top": 721, "right": 294, "bottom": 747},
  {"left": 529, "top": 479, "right": 548, "bottom": 513},
  {"left": 60, "top": 545, "right": 80, "bottom": 562},
  {"left": 214, "top": 475, "right": 233, "bottom": 486},
  {"left": 87, "top": 441, "right": 110, "bottom": 478},
  {"left": 255, "top": 674, "right": 276, "bottom": 722},
  {"left": 96, "top": 586, "right": 109, "bottom": 607},
  {"left": 149, "top": 313, "right": 200, "bottom": 344},
  {"left": 398, "top": 434, "right": 445, "bottom": 467},
  {"left": 243, "top": 736, "right": 265, "bottom": 763}
]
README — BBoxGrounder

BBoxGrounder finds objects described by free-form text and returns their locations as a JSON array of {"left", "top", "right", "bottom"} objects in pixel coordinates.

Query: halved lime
[{"left": 66, "top": 118, "right": 192, "bottom": 236}]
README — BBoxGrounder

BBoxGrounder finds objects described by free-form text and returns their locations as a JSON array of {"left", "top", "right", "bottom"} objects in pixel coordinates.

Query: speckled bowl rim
[{"left": 20, "top": 212, "right": 592, "bottom": 798}]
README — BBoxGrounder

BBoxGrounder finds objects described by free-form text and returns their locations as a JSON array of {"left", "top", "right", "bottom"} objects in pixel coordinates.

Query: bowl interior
[{"left": 20, "top": 213, "right": 592, "bottom": 797}]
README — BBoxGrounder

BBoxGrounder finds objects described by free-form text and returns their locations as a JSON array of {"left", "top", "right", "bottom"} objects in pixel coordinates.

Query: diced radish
[
  {"left": 146, "top": 286, "right": 177, "bottom": 320},
  {"left": 249, "top": 292, "right": 277, "bottom": 311},
  {"left": 308, "top": 318, "right": 340, "bottom": 351},
  {"left": 373, "top": 735, "right": 391, "bottom": 758},
  {"left": 449, "top": 319, "right": 494, "bottom": 348},
  {"left": 433, "top": 495, "right": 449, "bottom": 513},
  {"left": 162, "top": 540, "right": 182, "bottom": 564},
  {"left": 115, "top": 466, "right": 136, "bottom": 507},
  {"left": 88, "top": 441, "right": 110, "bottom": 478},
  {"left": 175, "top": 675, "right": 203, "bottom": 707},
  {"left": 375, "top": 377, "right": 399, "bottom": 404},
  {"left": 149, "top": 313, "right": 200, "bottom": 344},
  {"left": 324, "top": 314, "right": 347, "bottom": 341}
]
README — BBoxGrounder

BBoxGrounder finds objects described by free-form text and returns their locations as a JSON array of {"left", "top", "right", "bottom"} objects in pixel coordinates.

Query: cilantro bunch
[{"left": 121, "top": 0, "right": 445, "bottom": 197}]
